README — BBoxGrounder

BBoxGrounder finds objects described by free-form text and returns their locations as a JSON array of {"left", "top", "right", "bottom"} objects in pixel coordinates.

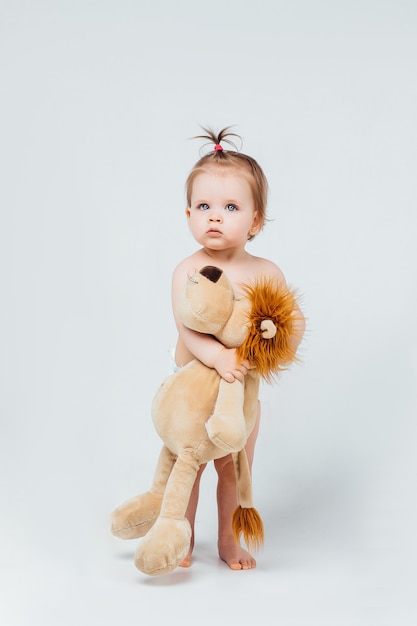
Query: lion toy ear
[
  {"left": 236, "top": 278, "right": 302, "bottom": 382},
  {"left": 260, "top": 319, "right": 277, "bottom": 339}
]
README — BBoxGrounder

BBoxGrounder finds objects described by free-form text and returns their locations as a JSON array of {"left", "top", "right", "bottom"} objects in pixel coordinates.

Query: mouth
[{"left": 207, "top": 228, "right": 222, "bottom": 235}]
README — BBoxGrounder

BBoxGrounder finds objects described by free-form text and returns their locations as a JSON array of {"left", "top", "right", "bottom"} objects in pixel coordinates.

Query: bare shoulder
[
  {"left": 171, "top": 250, "right": 207, "bottom": 295},
  {"left": 250, "top": 255, "right": 286, "bottom": 284},
  {"left": 172, "top": 251, "right": 203, "bottom": 281}
]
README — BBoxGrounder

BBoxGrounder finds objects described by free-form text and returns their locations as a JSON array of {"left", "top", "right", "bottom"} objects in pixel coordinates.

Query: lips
[{"left": 207, "top": 228, "right": 222, "bottom": 235}]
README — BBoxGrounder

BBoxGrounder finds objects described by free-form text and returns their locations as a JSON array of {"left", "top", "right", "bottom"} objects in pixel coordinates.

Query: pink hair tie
[{"left": 214, "top": 144, "right": 223, "bottom": 151}]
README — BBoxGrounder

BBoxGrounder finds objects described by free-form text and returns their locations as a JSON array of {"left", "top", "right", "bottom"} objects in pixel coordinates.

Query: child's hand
[{"left": 213, "top": 347, "right": 252, "bottom": 383}]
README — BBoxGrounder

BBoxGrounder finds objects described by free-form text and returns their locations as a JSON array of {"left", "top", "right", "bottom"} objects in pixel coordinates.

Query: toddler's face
[{"left": 187, "top": 168, "right": 260, "bottom": 250}]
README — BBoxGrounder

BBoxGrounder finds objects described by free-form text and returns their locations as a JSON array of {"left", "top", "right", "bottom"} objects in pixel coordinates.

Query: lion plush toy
[{"left": 111, "top": 265, "right": 301, "bottom": 576}]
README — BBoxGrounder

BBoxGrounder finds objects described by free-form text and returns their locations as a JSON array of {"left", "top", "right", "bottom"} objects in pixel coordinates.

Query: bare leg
[
  {"left": 180, "top": 463, "right": 207, "bottom": 567},
  {"left": 215, "top": 401, "right": 261, "bottom": 570}
]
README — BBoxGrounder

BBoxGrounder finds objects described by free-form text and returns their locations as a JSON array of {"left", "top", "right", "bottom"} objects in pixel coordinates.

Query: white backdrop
[{"left": 1, "top": 1, "right": 416, "bottom": 625}]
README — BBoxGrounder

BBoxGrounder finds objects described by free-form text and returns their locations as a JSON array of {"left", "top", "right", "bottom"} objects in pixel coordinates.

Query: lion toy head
[{"left": 178, "top": 264, "right": 300, "bottom": 382}]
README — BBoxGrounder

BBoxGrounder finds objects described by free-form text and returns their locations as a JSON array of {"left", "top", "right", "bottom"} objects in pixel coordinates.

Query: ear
[
  {"left": 248, "top": 211, "right": 261, "bottom": 237},
  {"left": 186, "top": 207, "right": 191, "bottom": 220}
]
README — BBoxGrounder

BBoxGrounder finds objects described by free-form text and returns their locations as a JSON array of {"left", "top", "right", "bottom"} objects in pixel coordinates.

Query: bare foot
[
  {"left": 179, "top": 548, "right": 192, "bottom": 568},
  {"left": 218, "top": 538, "right": 256, "bottom": 570},
  {"left": 179, "top": 537, "right": 194, "bottom": 567}
]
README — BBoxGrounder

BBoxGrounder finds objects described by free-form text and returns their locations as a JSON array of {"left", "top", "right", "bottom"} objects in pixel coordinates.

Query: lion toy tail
[
  {"left": 231, "top": 450, "right": 264, "bottom": 551},
  {"left": 232, "top": 506, "right": 264, "bottom": 551}
]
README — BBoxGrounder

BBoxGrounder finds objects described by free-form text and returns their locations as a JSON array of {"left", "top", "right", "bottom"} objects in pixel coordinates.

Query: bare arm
[
  {"left": 289, "top": 300, "right": 306, "bottom": 355},
  {"left": 269, "top": 263, "right": 306, "bottom": 355}
]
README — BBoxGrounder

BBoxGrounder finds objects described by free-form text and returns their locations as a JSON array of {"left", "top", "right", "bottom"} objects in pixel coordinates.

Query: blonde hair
[{"left": 186, "top": 126, "right": 269, "bottom": 240}]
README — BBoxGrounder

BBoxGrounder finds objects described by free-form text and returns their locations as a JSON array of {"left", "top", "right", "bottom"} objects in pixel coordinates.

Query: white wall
[{"left": 1, "top": 1, "right": 416, "bottom": 624}]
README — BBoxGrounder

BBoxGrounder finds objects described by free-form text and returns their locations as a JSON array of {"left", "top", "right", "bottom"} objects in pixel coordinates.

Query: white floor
[
  {"left": 1, "top": 369, "right": 416, "bottom": 626},
  {"left": 2, "top": 439, "right": 416, "bottom": 626}
]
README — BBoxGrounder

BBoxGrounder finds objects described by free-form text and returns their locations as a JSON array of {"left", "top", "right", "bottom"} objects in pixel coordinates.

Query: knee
[{"left": 213, "top": 454, "right": 234, "bottom": 475}]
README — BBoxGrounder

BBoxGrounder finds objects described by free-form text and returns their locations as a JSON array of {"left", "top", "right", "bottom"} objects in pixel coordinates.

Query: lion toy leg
[
  {"left": 134, "top": 451, "right": 200, "bottom": 576},
  {"left": 205, "top": 379, "right": 247, "bottom": 453},
  {"left": 111, "top": 445, "right": 175, "bottom": 540}
]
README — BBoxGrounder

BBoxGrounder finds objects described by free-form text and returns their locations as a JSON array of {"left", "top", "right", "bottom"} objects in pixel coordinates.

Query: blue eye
[
  {"left": 199, "top": 203, "right": 209, "bottom": 211},
  {"left": 226, "top": 204, "right": 237, "bottom": 211}
]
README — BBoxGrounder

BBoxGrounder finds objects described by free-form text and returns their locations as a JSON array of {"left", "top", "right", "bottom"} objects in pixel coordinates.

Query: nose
[{"left": 209, "top": 211, "right": 222, "bottom": 222}]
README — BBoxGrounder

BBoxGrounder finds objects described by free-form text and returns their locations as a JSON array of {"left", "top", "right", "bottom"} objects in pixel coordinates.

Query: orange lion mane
[{"left": 236, "top": 278, "right": 302, "bottom": 382}]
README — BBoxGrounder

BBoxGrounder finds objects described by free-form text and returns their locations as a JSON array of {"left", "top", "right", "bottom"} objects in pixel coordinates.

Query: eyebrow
[{"left": 193, "top": 198, "right": 241, "bottom": 205}]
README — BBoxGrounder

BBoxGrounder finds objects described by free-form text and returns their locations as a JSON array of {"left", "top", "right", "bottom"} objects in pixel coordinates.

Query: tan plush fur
[{"left": 111, "top": 266, "right": 301, "bottom": 576}]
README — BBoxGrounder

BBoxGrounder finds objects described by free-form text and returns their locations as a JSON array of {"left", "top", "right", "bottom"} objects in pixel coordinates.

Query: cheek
[{"left": 188, "top": 214, "right": 202, "bottom": 232}]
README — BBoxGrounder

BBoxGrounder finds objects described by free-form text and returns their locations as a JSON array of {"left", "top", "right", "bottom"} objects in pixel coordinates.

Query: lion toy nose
[{"left": 199, "top": 266, "right": 223, "bottom": 283}]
